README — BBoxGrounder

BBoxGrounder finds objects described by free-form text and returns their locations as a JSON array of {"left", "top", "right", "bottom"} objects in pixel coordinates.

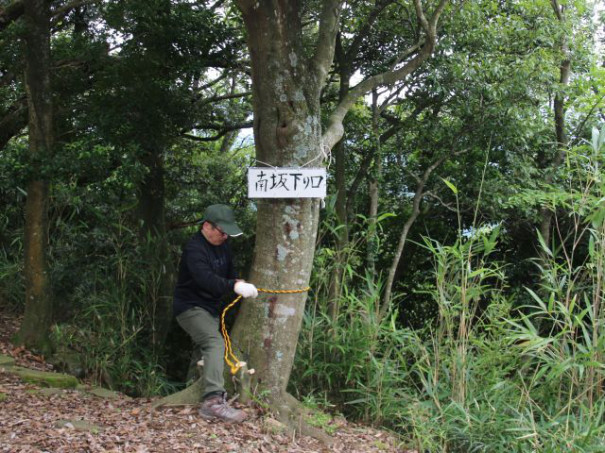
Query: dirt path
[{"left": 0, "top": 311, "right": 404, "bottom": 452}]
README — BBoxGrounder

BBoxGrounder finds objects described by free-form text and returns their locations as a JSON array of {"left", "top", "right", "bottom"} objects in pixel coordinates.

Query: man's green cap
[{"left": 200, "top": 204, "right": 243, "bottom": 237}]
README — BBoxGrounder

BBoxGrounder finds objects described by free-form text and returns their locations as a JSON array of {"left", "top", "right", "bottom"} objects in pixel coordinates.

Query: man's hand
[{"left": 234, "top": 281, "right": 258, "bottom": 298}]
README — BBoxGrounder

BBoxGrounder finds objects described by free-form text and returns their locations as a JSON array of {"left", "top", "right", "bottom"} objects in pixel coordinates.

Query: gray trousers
[{"left": 176, "top": 307, "right": 225, "bottom": 398}]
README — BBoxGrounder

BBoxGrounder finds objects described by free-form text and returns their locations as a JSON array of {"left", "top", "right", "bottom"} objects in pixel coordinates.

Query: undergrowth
[{"left": 291, "top": 126, "right": 605, "bottom": 451}]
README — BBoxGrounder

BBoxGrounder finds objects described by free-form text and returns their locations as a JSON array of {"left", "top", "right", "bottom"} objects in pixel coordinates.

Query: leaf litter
[{"left": 0, "top": 310, "right": 408, "bottom": 452}]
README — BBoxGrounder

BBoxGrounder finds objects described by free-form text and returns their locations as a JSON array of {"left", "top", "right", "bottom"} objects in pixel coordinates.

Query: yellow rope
[{"left": 220, "top": 287, "right": 310, "bottom": 374}]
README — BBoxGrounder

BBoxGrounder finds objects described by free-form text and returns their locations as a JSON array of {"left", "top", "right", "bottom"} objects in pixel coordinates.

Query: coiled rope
[{"left": 220, "top": 287, "right": 310, "bottom": 374}]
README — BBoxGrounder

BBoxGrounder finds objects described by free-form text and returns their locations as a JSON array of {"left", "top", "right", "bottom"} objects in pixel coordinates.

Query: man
[{"left": 173, "top": 204, "right": 258, "bottom": 423}]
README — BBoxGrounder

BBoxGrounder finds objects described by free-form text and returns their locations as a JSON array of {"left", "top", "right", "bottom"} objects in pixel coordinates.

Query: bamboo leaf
[
  {"left": 535, "top": 229, "right": 553, "bottom": 257},
  {"left": 442, "top": 178, "right": 458, "bottom": 194},
  {"left": 525, "top": 287, "right": 547, "bottom": 311},
  {"left": 592, "top": 126, "right": 600, "bottom": 152},
  {"left": 376, "top": 212, "right": 397, "bottom": 222}
]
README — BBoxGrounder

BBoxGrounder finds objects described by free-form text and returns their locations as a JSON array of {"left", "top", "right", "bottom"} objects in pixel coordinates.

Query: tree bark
[
  {"left": 366, "top": 90, "right": 381, "bottom": 278},
  {"left": 16, "top": 0, "right": 53, "bottom": 352},
  {"left": 328, "top": 35, "right": 350, "bottom": 319},
  {"left": 134, "top": 0, "right": 174, "bottom": 349},
  {"left": 539, "top": 0, "right": 570, "bottom": 253},
  {"left": 230, "top": 1, "right": 327, "bottom": 402}
]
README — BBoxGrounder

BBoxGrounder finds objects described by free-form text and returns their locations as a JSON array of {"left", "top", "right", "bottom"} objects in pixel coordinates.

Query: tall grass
[
  {"left": 293, "top": 273, "right": 414, "bottom": 426},
  {"left": 292, "top": 126, "right": 605, "bottom": 451},
  {"left": 49, "top": 217, "right": 178, "bottom": 397}
]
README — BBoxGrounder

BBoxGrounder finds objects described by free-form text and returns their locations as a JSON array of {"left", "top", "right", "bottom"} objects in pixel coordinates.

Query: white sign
[{"left": 248, "top": 167, "right": 327, "bottom": 198}]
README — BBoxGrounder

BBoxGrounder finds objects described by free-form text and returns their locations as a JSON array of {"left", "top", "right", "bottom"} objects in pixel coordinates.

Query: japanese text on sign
[{"left": 248, "top": 167, "right": 327, "bottom": 198}]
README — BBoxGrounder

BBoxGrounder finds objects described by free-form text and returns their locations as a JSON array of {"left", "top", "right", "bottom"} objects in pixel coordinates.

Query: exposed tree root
[
  {"left": 153, "top": 359, "right": 250, "bottom": 409},
  {"left": 152, "top": 358, "right": 332, "bottom": 445},
  {"left": 152, "top": 376, "right": 204, "bottom": 409},
  {"left": 268, "top": 392, "right": 334, "bottom": 446},
  {"left": 154, "top": 375, "right": 333, "bottom": 445}
]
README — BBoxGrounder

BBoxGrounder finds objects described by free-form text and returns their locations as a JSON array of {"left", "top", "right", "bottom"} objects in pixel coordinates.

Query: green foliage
[
  {"left": 293, "top": 127, "right": 605, "bottom": 450},
  {"left": 293, "top": 270, "right": 412, "bottom": 426},
  {"left": 0, "top": 142, "right": 25, "bottom": 311},
  {"left": 302, "top": 395, "right": 342, "bottom": 435},
  {"left": 294, "top": 220, "right": 605, "bottom": 450},
  {"left": 0, "top": 127, "right": 253, "bottom": 394},
  {"left": 40, "top": 137, "right": 253, "bottom": 394},
  {"left": 48, "top": 218, "right": 176, "bottom": 397}
]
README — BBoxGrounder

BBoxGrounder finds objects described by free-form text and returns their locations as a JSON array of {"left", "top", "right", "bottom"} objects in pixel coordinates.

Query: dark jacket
[{"left": 173, "top": 231, "right": 237, "bottom": 317}]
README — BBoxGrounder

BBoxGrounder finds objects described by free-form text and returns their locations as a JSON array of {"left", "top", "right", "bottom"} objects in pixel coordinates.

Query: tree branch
[
  {"left": 197, "top": 70, "right": 230, "bottom": 92},
  {"left": 233, "top": 0, "right": 255, "bottom": 14},
  {"left": 428, "top": 0, "right": 450, "bottom": 30},
  {"left": 413, "top": 0, "right": 430, "bottom": 34},
  {"left": 424, "top": 190, "right": 458, "bottom": 212},
  {"left": 182, "top": 121, "right": 253, "bottom": 142},
  {"left": 381, "top": 153, "right": 448, "bottom": 315},
  {"left": 311, "top": 0, "right": 342, "bottom": 90},
  {"left": 183, "top": 132, "right": 228, "bottom": 142},
  {"left": 386, "top": 41, "right": 423, "bottom": 73},
  {"left": 569, "top": 93, "right": 605, "bottom": 147},
  {"left": 550, "top": 0, "right": 563, "bottom": 21},
  {"left": 345, "top": 149, "right": 376, "bottom": 219},
  {"left": 322, "top": 0, "right": 450, "bottom": 150},
  {"left": 344, "top": 0, "right": 395, "bottom": 65},
  {"left": 198, "top": 91, "right": 251, "bottom": 105},
  {"left": 1, "top": 0, "right": 101, "bottom": 32},
  {"left": 323, "top": 41, "right": 427, "bottom": 149},
  {"left": 52, "top": 0, "right": 100, "bottom": 22}
]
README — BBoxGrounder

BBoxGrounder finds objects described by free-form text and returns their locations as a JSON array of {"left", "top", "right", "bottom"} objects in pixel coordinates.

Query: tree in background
[
  {"left": 15, "top": 0, "right": 54, "bottom": 351},
  {"left": 92, "top": 0, "right": 247, "bottom": 347},
  {"left": 1, "top": 0, "right": 251, "bottom": 347}
]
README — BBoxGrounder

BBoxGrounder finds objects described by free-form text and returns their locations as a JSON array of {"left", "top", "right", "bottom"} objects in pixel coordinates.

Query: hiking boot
[{"left": 199, "top": 393, "right": 248, "bottom": 423}]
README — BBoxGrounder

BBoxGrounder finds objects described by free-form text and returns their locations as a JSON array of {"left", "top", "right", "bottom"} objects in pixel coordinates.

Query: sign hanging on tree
[{"left": 248, "top": 167, "right": 327, "bottom": 198}]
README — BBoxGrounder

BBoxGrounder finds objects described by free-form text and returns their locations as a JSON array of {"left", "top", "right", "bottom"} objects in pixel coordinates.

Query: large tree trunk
[
  {"left": 230, "top": 1, "right": 324, "bottom": 401},
  {"left": 224, "top": 4, "right": 343, "bottom": 440},
  {"left": 134, "top": 0, "right": 174, "bottom": 350},
  {"left": 16, "top": 0, "right": 53, "bottom": 352},
  {"left": 229, "top": 0, "right": 447, "bottom": 410}
]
